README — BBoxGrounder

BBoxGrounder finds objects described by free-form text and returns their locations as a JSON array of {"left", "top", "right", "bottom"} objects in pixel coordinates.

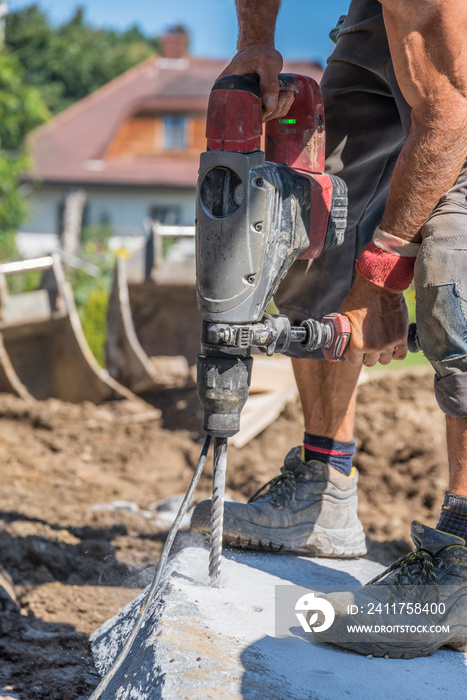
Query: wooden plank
[
  {"left": 230, "top": 385, "right": 298, "bottom": 449},
  {"left": 248, "top": 355, "right": 296, "bottom": 394}
]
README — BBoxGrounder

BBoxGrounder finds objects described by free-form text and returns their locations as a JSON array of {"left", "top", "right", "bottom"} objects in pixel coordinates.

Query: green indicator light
[{"left": 278, "top": 118, "right": 296, "bottom": 124}]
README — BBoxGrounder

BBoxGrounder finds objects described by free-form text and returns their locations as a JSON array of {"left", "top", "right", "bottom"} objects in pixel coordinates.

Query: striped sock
[
  {"left": 303, "top": 432, "right": 356, "bottom": 476},
  {"left": 437, "top": 492, "right": 467, "bottom": 540}
]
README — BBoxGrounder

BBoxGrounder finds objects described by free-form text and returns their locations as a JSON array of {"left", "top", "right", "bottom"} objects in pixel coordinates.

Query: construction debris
[
  {"left": 106, "top": 225, "right": 197, "bottom": 394},
  {"left": 0, "top": 255, "right": 136, "bottom": 404}
]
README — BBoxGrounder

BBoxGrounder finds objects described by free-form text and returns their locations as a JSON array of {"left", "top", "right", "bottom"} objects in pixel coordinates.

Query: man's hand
[
  {"left": 220, "top": 1, "right": 292, "bottom": 122},
  {"left": 340, "top": 274, "right": 409, "bottom": 367},
  {"left": 218, "top": 45, "right": 292, "bottom": 122}
]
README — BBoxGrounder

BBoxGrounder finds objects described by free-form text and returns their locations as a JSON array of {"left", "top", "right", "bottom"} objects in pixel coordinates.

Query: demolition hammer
[{"left": 195, "top": 73, "right": 352, "bottom": 583}]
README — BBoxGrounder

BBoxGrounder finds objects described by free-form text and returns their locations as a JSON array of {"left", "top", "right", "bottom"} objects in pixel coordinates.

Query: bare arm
[
  {"left": 380, "top": 0, "right": 467, "bottom": 241},
  {"left": 219, "top": 1, "right": 292, "bottom": 120},
  {"left": 342, "top": 0, "right": 467, "bottom": 366}
]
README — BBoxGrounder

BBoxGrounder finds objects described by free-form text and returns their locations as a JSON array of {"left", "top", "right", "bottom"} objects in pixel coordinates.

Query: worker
[{"left": 192, "top": 0, "right": 467, "bottom": 656}]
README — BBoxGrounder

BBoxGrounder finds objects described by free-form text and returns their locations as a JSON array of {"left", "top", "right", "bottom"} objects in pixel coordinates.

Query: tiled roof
[{"left": 26, "top": 56, "right": 323, "bottom": 189}]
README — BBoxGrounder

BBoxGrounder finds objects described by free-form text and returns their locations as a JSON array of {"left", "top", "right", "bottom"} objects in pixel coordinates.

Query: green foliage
[
  {"left": 82, "top": 221, "right": 113, "bottom": 252},
  {"left": 3, "top": 268, "right": 42, "bottom": 296},
  {"left": 65, "top": 223, "right": 116, "bottom": 365},
  {"left": 78, "top": 287, "right": 109, "bottom": 367},
  {"left": 404, "top": 284, "right": 416, "bottom": 324},
  {"left": 0, "top": 151, "right": 29, "bottom": 240},
  {"left": 67, "top": 263, "right": 112, "bottom": 367},
  {"left": 0, "top": 50, "right": 50, "bottom": 150},
  {"left": 0, "top": 51, "right": 50, "bottom": 253},
  {"left": 0, "top": 231, "right": 19, "bottom": 262},
  {"left": 6, "top": 5, "right": 162, "bottom": 115}
]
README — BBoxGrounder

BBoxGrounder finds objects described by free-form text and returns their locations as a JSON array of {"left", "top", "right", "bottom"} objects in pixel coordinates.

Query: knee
[
  {"left": 433, "top": 372, "right": 467, "bottom": 418},
  {"left": 415, "top": 281, "right": 467, "bottom": 364},
  {"left": 415, "top": 235, "right": 467, "bottom": 418}
]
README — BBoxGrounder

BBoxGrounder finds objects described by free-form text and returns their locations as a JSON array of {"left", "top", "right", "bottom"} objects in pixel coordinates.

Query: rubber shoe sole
[
  {"left": 191, "top": 500, "right": 367, "bottom": 558},
  {"left": 315, "top": 630, "right": 467, "bottom": 659}
]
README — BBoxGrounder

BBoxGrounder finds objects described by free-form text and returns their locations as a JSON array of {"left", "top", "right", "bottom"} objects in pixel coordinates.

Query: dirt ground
[{"left": 0, "top": 367, "right": 449, "bottom": 699}]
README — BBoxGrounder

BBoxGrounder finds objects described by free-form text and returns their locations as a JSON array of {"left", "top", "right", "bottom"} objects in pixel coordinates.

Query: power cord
[{"left": 88, "top": 434, "right": 212, "bottom": 699}]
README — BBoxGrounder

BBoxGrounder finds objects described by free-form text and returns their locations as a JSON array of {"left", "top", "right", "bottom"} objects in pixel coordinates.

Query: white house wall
[
  {"left": 21, "top": 185, "right": 196, "bottom": 237},
  {"left": 22, "top": 186, "right": 64, "bottom": 235}
]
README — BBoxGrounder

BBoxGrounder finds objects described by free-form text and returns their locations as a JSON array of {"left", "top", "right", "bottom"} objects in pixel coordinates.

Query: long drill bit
[{"left": 209, "top": 437, "right": 228, "bottom": 584}]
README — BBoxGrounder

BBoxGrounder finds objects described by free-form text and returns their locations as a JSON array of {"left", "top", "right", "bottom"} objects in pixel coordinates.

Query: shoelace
[
  {"left": 248, "top": 466, "right": 305, "bottom": 509},
  {"left": 366, "top": 549, "right": 440, "bottom": 603},
  {"left": 367, "top": 549, "right": 438, "bottom": 587}
]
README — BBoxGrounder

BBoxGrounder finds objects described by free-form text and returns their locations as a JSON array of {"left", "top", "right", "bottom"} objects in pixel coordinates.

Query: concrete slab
[{"left": 91, "top": 537, "right": 467, "bottom": 700}]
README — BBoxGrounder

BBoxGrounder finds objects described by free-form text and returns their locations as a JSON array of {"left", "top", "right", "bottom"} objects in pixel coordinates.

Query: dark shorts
[{"left": 275, "top": 0, "right": 467, "bottom": 418}]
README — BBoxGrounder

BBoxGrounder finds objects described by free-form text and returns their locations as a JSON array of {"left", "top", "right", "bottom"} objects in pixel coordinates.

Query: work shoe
[
  {"left": 311, "top": 521, "right": 467, "bottom": 658},
  {"left": 190, "top": 446, "right": 366, "bottom": 557}
]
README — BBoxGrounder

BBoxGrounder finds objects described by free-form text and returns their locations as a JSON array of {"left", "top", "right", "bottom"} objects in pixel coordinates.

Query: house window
[
  {"left": 163, "top": 115, "right": 186, "bottom": 149},
  {"left": 150, "top": 206, "right": 181, "bottom": 225}
]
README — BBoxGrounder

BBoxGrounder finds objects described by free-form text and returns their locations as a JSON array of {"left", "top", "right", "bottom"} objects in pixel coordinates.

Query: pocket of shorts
[{"left": 416, "top": 283, "right": 467, "bottom": 361}]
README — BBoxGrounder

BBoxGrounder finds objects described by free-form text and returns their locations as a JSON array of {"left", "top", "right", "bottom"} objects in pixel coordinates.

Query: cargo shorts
[{"left": 275, "top": 0, "right": 467, "bottom": 418}]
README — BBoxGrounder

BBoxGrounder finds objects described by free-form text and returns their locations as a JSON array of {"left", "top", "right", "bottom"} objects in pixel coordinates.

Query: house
[{"left": 21, "top": 29, "right": 323, "bottom": 255}]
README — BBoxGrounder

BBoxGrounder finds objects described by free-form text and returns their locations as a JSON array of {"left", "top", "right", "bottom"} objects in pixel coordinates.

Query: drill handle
[
  {"left": 300, "top": 315, "right": 421, "bottom": 361},
  {"left": 206, "top": 73, "right": 325, "bottom": 173},
  {"left": 206, "top": 74, "right": 263, "bottom": 153},
  {"left": 299, "top": 313, "right": 351, "bottom": 361}
]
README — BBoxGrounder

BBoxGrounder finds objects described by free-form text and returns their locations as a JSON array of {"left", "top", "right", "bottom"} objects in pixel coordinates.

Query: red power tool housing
[{"left": 205, "top": 73, "right": 339, "bottom": 259}]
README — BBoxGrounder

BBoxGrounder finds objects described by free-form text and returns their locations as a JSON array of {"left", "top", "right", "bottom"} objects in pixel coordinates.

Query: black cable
[{"left": 88, "top": 433, "right": 213, "bottom": 700}]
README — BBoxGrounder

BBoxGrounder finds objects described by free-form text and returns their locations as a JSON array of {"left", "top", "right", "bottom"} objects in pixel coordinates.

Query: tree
[
  {"left": 0, "top": 50, "right": 50, "bottom": 256},
  {"left": 6, "top": 5, "right": 161, "bottom": 114},
  {"left": 0, "top": 2, "right": 162, "bottom": 255},
  {"left": 0, "top": 50, "right": 50, "bottom": 150}
]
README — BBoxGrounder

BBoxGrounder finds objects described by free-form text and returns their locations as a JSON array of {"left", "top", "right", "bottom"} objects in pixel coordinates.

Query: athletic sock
[
  {"left": 303, "top": 432, "right": 355, "bottom": 476},
  {"left": 436, "top": 492, "right": 467, "bottom": 540}
]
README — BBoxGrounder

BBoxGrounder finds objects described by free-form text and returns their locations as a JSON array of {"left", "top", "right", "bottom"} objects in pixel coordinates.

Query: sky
[{"left": 7, "top": 0, "right": 350, "bottom": 66}]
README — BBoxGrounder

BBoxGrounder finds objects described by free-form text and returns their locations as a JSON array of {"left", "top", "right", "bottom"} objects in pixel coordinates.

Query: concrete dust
[{"left": 0, "top": 367, "right": 449, "bottom": 698}]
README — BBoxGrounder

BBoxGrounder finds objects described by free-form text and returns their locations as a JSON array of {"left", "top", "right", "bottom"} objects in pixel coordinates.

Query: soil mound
[{"left": 0, "top": 369, "right": 448, "bottom": 698}]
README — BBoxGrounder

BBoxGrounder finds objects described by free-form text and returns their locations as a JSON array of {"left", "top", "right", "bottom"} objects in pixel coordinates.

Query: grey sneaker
[
  {"left": 311, "top": 521, "right": 467, "bottom": 658},
  {"left": 190, "top": 447, "right": 366, "bottom": 557}
]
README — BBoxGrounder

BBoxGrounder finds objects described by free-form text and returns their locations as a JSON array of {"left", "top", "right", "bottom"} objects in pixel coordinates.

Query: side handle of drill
[
  {"left": 205, "top": 312, "right": 420, "bottom": 363},
  {"left": 299, "top": 316, "right": 421, "bottom": 360},
  {"left": 299, "top": 313, "right": 351, "bottom": 361}
]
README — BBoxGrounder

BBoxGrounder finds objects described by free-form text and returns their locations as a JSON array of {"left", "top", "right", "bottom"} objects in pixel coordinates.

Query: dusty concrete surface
[
  {"left": 0, "top": 368, "right": 453, "bottom": 697},
  {"left": 92, "top": 539, "right": 467, "bottom": 700}
]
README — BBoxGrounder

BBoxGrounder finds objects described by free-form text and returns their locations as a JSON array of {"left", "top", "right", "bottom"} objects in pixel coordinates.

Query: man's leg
[
  {"left": 312, "top": 167, "right": 467, "bottom": 658},
  {"left": 292, "top": 359, "right": 361, "bottom": 442},
  {"left": 439, "top": 416, "right": 467, "bottom": 535},
  {"left": 274, "top": 0, "right": 409, "bottom": 478},
  {"left": 413, "top": 179, "right": 467, "bottom": 541},
  {"left": 446, "top": 417, "right": 467, "bottom": 496}
]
